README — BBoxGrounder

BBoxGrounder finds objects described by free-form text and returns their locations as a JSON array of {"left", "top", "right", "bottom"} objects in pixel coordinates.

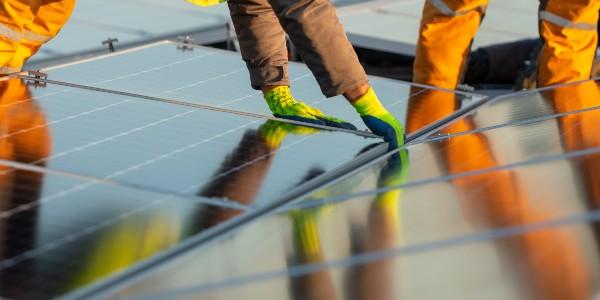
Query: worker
[
  {"left": 187, "top": 0, "right": 405, "bottom": 149},
  {"left": 414, "top": 0, "right": 600, "bottom": 89},
  {"left": 0, "top": 0, "right": 75, "bottom": 74}
]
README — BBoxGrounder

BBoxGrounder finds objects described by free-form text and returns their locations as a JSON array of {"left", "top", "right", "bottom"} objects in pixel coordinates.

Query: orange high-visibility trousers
[
  {"left": 0, "top": 0, "right": 75, "bottom": 74},
  {"left": 414, "top": 0, "right": 600, "bottom": 89}
]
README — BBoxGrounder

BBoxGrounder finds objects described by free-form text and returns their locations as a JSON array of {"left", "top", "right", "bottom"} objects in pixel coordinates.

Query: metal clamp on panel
[
  {"left": 102, "top": 38, "right": 119, "bottom": 52},
  {"left": 176, "top": 35, "right": 195, "bottom": 52},
  {"left": 25, "top": 70, "right": 48, "bottom": 87}
]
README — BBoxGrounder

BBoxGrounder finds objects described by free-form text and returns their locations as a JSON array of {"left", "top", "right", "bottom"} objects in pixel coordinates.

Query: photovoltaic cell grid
[
  {"left": 0, "top": 42, "right": 483, "bottom": 299},
  {"left": 104, "top": 79, "right": 600, "bottom": 300},
  {"left": 1, "top": 77, "right": 383, "bottom": 206},
  {"left": 41, "top": 41, "right": 485, "bottom": 132}
]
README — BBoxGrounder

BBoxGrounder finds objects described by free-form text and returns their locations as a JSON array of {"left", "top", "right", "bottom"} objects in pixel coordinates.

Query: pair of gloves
[{"left": 264, "top": 86, "right": 405, "bottom": 150}]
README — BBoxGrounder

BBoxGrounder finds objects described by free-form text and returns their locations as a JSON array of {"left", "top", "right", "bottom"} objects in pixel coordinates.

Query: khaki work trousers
[{"left": 228, "top": 0, "right": 368, "bottom": 97}]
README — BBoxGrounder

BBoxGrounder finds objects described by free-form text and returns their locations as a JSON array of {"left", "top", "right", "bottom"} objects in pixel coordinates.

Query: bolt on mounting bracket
[
  {"left": 176, "top": 36, "right": 195, "bottom": 52},
  {"left": 102, "top": 38, "right": 119, "bottom": 52}
]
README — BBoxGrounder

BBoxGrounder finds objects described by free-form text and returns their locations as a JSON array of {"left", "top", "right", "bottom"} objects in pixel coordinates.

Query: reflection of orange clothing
[
  {"left": 544, "top": 81, "right": 600, "bottom": 210},
  {"left": 414, "top": 0, "right": 600, "bottom": 88},
  {"left": 0, "top": 0, "right": 75, "bottom": 73},
  {"left": 0, "top": 78, "right": 51, "bottom": 163},
  {"left": 407, "top": 87, "right": 590, "bottom": 300},
  {"left": 0, "top": 78, "right": 50, "bottom": 298}
]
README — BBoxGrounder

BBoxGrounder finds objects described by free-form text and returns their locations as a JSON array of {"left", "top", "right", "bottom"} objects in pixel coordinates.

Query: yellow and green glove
[
  {"left": 186, "top": 0, "right": 226, "bottom": 6},
  {"left": 352, "top": 87, "right": 405, "bottom": 150},
  {"left": 258, "top": 119, "right": 320, "bottom": 150},
  {"left": 264, "top": 86, "right": 357, "bottom": 130}
]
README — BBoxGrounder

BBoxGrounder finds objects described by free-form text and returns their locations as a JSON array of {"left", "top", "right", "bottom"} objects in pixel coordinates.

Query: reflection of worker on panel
[
  {"left": 348, "top": 151, "right": 407, "bottom": 300},
  {"left": 0, "top": 78, "right": 51, "bottom": 298},
  {"left": 287, "top": 151, "right": 408, "bottom": 300},
  {"left": 544, "top": 81, "right": 600, "bottom": 237},
  {"left": 288, "top": 169, "right": 337, "bottom": 300},
  {"left": 414, "top": 0, "right": 600, "bottom": 89},
  {"left": 197, "top": 120, "right": 323, "bottom": 227},
  {"left": 0, "top": 0, "right": 75, "bottom": 73},
  {"left": 407, "top": 88, "right": 592, "bottom": 300}
]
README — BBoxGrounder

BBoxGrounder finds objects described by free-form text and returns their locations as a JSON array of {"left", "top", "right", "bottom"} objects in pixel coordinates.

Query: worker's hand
[
  {"left": 352, "top": 87, "right": 405, "bottom": 150},
  {"left": 361, "top": 113, "right": 405, "bottom": 150},
  {"left": 186, "top": 0, "right": 226, "bottom": 6},
  {"left": 264, "top": 86, "right": 357, "bottom": 130},
  {"left": 258, "top": 119, "right": 320, "bottom": 150}
]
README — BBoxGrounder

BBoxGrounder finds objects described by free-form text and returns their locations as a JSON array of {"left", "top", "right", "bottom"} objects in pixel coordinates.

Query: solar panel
[
  {"left": 27, "top": 0, "right": 230, "bottom": 64},
  {"left": 101, "top": 144, "right": 600, "bottom": 300},
  {"left": 39, "top": 41, "right": 486, "bottom": 132},
  {"left": 0, "top": 71, "right": 384, "bottom": 299},
  {"left": 338, "top": 0, "right": 538, "bottom": 56},
  {"left": 0, "top": 77, "right": 383, "bottom": 207},
  {"left": 0, "top": 160, "right": 245, "bottom": 300}
]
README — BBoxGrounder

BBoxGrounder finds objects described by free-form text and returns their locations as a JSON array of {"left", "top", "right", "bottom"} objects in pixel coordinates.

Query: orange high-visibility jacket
[
  {"left": 414, "top": 0, "right": 600, "bottom": 89},
  {"left": 0, "top": 0, "right": 75, "bottom": 74}
]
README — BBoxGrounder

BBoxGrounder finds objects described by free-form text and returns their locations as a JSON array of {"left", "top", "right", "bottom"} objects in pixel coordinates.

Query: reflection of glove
[
  {"left": 290, "top": 209, "right": 323, "bottom": 261},
  {"left": 374, "top": 150, "right": 409, "bottom": 224},
  {"left": 378, "top": 149, "right": 409, "bottom": 188},
  {"left": 258, "top": 119, "right": 320, "bottom": 150},
  {"left": 186, "top": 0, "right": 226, "bottom": 6},
  {"left": 352, "top": 87, "right": 405, "bottom": 150},
  {"left": 264, "top": 86, "right": 357, "bottom": 130}
]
